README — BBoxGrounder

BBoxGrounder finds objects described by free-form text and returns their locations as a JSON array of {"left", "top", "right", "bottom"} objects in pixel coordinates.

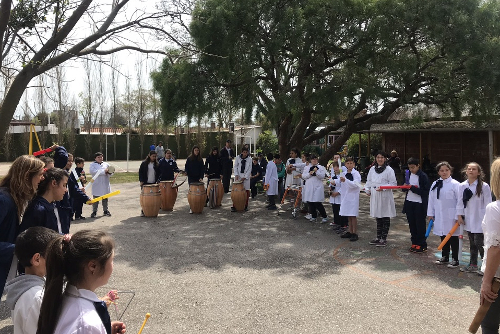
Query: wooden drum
[
  {"left": 231, "top": 181, "right": 246, "bottom": 211},
  {"left": 187, "top": 182, "right": 206, "bottom": 214},
  {"left": 160, "top": 180, "right": 177, "bottom": 211},
  {"left": 207, "top": 178, "right": 224, "bottom": 207},
  {"left": 140, "top": 184, "right": 161, "bottom": 217}
]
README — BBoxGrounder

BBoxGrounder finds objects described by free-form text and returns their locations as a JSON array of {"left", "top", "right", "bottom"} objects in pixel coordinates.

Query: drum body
[
  {"left": 231, "top": 181, "right": 246, "bottom": 211},
  {"left": 188, "top": 182, "right": 206, "bottom": 213},
  {"left": 207, "top": 178, "right": 224, "bottom": 207},
  {"left": 140, "top": 184, "right": 161, "bottom": 217},
  {"left": 160, "top": 181, "right": 177, "bottom": 211}
]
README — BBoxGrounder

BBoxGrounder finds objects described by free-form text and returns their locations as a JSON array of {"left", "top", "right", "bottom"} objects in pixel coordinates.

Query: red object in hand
[
  {"left": 33, "top": 148, "right": 53, "bottom": 156},
  {"left": 379, "top": 185, "right": 418, "bottom": 190}
]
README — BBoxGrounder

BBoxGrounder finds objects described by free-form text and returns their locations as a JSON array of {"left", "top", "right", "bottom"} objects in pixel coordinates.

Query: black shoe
[
  {"left": 78, "top": 216, "right": 86, "bottom": 220},
  {"left": 349, "top": 233, "right": 359, "bottom": 242},
  {"left": 103, "top": 211, "right": 112, "bottom": 217},
  {"left": 267, "top": 205, "right": 277, "bottom": 210},
  {"left": 90, "top": 212, "right": 97, "bottom": 218},
  {"left": 413, "top": 245, "right": 427, "bottom": 253},
  {"left": 244, "top": 206, "right": 248, "bottom": 211},
  {"left": 340, "top": 232, "right": 352, "bottom": 238},
  {"left": 435, "top": 257, "right": 449, "bottom": 265},
  {"left": 231, "top": 207, "right": 237, "bottom": 212}
]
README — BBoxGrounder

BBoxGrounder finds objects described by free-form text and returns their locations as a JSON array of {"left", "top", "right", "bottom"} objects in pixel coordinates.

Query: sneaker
[
  {"left": 321, "top": 218, "right": 328, "bottom": 224},
  {"left": 477, "top": 270, "right": 484, "bottom": 276},
  {"left": 140, "top": 211, "right": 145, "bottom": 217},
  {"left": 267, "top": 205, "right": 277, "bottom": 210},
  {"left": 244, "top": 206, "right": 248, "bottom": 212},
  {"left": 329, "top": 222, "right": 336, "bottom": 227},
  {"left": 340, "top": 232, "right": 352, "bottom": 238},
  {"left": 409, "top": 245, "right": 417, "bottom": 252},
  {"left": 447, "top": 260, "right": 459, "bottom": 268},
  {"left": 309, "top": 218, "right": 317, "bottom": 223},
  {"left": 90, "top": 212, "right": 97, "bottom": 218},
  {"left": 460, "top": 264, "right": 478, "bottom": 273},
  {"left": 336, "top": 227, "right": 346, "bottom": 234},
  {"left": 103, "top": 211, "right": 111, "bottom": 217},
  {"left": 305, "top": 214, "right": 312, "bottom": 220},
  {"left": 349, "top": 233, "right": 359, "bottom": 242},
  {"left": 376, "top": 239, "right": 387, "bottom": 247},
  {"left": 369, "top": 239, "right": 380, "bottom": 245},
  {"left": 413, "top": 245, "right": 427, "bottom": 253},
  {"left": 435, "top": 257, "right": 449, "bottom": 265},
  {"left": 230, "top": 207, "right": 237, "bottom": 212},
  {"left": 189, "top": 209, "right": 193, "bottom": 214}
]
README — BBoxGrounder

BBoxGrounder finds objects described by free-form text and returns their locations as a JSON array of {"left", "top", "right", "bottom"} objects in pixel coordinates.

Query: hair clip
[{"left": 62, "top": 234, "right": 72, "bottom": 244}]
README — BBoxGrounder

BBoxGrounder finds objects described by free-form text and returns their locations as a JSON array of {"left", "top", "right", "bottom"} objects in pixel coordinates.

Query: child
[
  {"left": 158, "top": 149, "right": 180, "bottom": 181},
  {"left": 479, "top": 158, "right": 500, "bottom": 333},
  {"left": 365, "top": 151, "right": 397, "bottom": 247},
  {"left": 20, "top": 168, "right": 69, "bottom": 234},
  {"left": 73, "top": 157, "right": 87, "bottom": 220},
  {"left": 301, "top": 153, "right": 311, "bottom": 217},
  {"left": 276, "top": 156, "right": 286, "bottom": 202},
  {"left": 90, "top": 152, "right": 113, "bottom": 218},
  {"left": 302, "top": 155, "right": 328, "bottom": 223},
  {"left": 402, "top": 157, "right": 430, "bottom": 253},
  {"left": 265, "top": 154, "right": 279, "bottom": 210},
  {"left": 232, "top": 147, "right": 252, "bottom": 212},
  {"left": 339, "top": 157, "right": 362, "bottom": 241},
  {"left": 5, "top": 227, "right": 59, "bottom": 334},
  {"left": 38, "top": 156, "right": 54, "bottom": 169},
  {"left": 427, "top": 161, "right": 460, "bottom": 267},
  {"left": 250, "top": 157, "right": 263, "bottom": 199},
  {"left": 37, "top": 230, "right": 125, "bottom": 334},
  {"left": 285, "top": 148, "right": 306, "bottom": 188},
  {"left": 457, "top": 162, "right": 492, "bottom": 274},
  {"left": 329, "top": 161, "right": 348, "bottom": 232}
]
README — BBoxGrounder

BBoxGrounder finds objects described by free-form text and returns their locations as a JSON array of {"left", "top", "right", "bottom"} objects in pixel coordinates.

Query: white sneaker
[
  {"left": 189, "top": 209, "right": 193, "bottom": 214},
  {"left": 309, "top": 217, "right": 317, "bottom": 223},
  {"left": 305, "top": 214, "right": 312, "bottom": 220},
  {"left": 321, "top": 218, "right": 328, "bottom": 224}
]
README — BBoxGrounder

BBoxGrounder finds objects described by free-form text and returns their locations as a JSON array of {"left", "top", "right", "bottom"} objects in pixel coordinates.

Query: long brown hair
[
  {"left": 37, "top": 230, "right": 115, "bottom": 334},
  {"left": 37, "top": 168, "right": 68, "bottom": 197},
  {"left": 462, "top": 162, "right": 485, "bottom": 198},
  {"left": 188, "top": 145, "right": 202, "bottom": 162},
  {"left": 0, "top": 155, "right": 44, "bottom": 218}
]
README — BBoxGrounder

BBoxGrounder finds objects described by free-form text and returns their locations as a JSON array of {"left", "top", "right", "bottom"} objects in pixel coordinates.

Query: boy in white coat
[
  {"left": 285, "top": 148, "right": 306, "bottom": 188},
  {"left": 329, "top": 161, "right": 348, "bottom": 231},
  {"left": 302, "top": 155, "right": 328, "bottom": 223},
  {"left": 265, "top": 154, "right": 279, "bottom": 210},
  {"left": 89, "top": 152, "right": 113, "bottom": 218},
  {"left": 339, "top": 157, "right": 362, "bottom": 241},
  {"left": 232, "top": 147, "right": 252, "bottom": 212}
]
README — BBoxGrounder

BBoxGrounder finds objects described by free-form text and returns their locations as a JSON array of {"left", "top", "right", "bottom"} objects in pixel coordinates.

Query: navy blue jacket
[
  {"left": 0, "top": 188, "right": 18, "bottom": 296},
  {"left": 158, "top": 158, "right": 180, "bottom": 181},
  {"left": 185, "top": 157, "right": 205, "bottom": 184},
  {"left": 402, "top": 169, "right": 430, "bottom": 214},
  {"left": 20, "top": 196, "right": 62, "bottom": 233},
  {"left": 205, "top": 155, "right": 223, "bottom": 178},
  {"left": 251, "top": 163, "right": 263, "bottom": 181},
  {"left": 220, "top": 146, "right": 235, "bottom": 171},
  {"left": 139, "top": 160, "right": 159, "bottom": 184}
]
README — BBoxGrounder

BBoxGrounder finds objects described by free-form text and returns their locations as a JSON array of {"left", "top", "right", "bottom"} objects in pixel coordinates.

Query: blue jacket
[
  {"left": 402, "top": 169, "right": 430, "bottom": 214},
  {"left": 185, "top": 157, "right": 205, "bottom": 184},
  {"left": 139, "top": 160, "right": 159, "bottom": 184},
  {"left": 158, "top": 158, "right": 180, "bottom": 181},
  {"left": 20, "top": 196, "right": 62, "bottom": 233},
  {"left": 0, "top": 188, "right": 18, "bottom": 296}
]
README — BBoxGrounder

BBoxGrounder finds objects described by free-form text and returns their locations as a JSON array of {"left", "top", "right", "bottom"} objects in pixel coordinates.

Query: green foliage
[
  {"left": 257, "top": 130, "right": 278, "bottom": 154},
  {"left": 346, "top": 133, "right": 382, "bottom": 158}
]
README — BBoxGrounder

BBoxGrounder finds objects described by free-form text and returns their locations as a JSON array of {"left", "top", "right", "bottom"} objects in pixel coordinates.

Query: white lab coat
[
  {"left": 89, "top": 161, "right": 112, "bottom": 197},
  {"left": 456, "top": 180, "right": 492, "bottom": 233},
  {"left": 338, "top": 169, "right": 361, "bottom": 217},
  {"left": 233, "top": 155, "right": 252, "bottom": 190},
  {"left": 11, "top": 285, "right": 43, "bottom": 334},
  {"left": 427, "top": 177, "right": 460, "bottom": 236},
  {"left": 364, "top": 166, "right": 397, "bottom": 218},
  {"left": 285, "top": 158, "right": 306, "bottom": 187},
  {"left": 481, "top": 201, "right": 500, "bottom": 277},
  {"left": 265, "top": 162, "right": 278, "bottom": 196},
  {"left": 302, "top": 164, "right": 327, "bottom": 202},
  {"left": 329, "top": 173, "right": 342, "bottom": 205}
]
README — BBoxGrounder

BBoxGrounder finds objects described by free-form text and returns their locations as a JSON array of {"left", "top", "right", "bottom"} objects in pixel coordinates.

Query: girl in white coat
[
  {"left": 456, "top": 162, "right": 492, "bottom": 273},
  {"left": 365, "top": 152, "right": 397, "bottom": 247},
  {"left": 339, "top": 157, "right": 362, "bottom": 241},
  {"left": 427, "top": 161, "right": 461, "bottom": 267},
  {"left": 89, "top": 152, "right": 113, "bottom": 218},
  {"left": 285, "top": 148, "right": 306, "bottom": 188},
  {"left": 232, "top": 147, "right": 252, "bottom": 211},
  {"left": 302, "top": 155, "right": 328, "bottom": 223},
  {"left": 265, "top": 153, "right": 279, "bottom": 210},
  {"left": 329, "top": 161, "right": 348, "bottom": 231}
]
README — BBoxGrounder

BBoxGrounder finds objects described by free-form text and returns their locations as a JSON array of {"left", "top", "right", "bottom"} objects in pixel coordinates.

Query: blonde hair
[
  {"left": 0, "top": 155, "right": 44, "bottom": 218},
  {"left": 490, "top": 158, "right": 500, "bottom": 198},
  {"left": 462, "top": 162, "right": 485, "bottom": 198}
]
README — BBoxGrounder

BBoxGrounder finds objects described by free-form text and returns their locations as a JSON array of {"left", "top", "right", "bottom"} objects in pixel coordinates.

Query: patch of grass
[{"left": 110, "top": 172, "right": 139, "bottom": 184}]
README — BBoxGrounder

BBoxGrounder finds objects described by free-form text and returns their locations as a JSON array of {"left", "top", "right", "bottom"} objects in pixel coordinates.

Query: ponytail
[{"left": 37, "top": 168, "right": 68, "bottom": 197}]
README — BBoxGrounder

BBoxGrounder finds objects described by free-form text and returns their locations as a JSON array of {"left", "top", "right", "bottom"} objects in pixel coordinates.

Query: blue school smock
[{"left": 0, "top": 188, "right": 18, "bottom": 296}]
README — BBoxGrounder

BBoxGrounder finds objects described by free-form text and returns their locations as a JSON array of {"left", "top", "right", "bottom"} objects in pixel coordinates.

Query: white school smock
[
  {"left": 89, "top": 161, "right": 112, "bottom": 197},
  {"left": 54, "top": 285, "right": 107, "bottom": 334},
  {"left": 329, "top": 174, "right": 342, "bottom": 205},
  {"left": 233, "top": 155, "right": 252, "bottom": 190},
  {"left": 364, "top": 166, "right": 397, "bottom": 218},
  {"left": 11, "top": 282, "right": 43, "bottom": 334},
  {"left": 427, "top": 177, "right": 460, "bottom": 236},
  {"left": 285, "top": 159, "right": 306, "bottom": 187},
  {"left": 456, "top": 180, "right": 492, "bottom": 233},
  {"left": 265, "top": 162, "right": 278, "bottom": 196},
  {"left": 302, "top": 164, "right": 326, "bottom": 203},
  {"left": 339, "top": 169, "right": 361, "bottom": 217},
  {"left": 481, "top": 200, "right": 500, "bottom": 277}
]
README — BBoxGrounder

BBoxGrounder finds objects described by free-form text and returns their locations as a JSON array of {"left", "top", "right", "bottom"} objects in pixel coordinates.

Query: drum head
[
  {"left": 233, "top": 180, "right": 243, "bottom": 184},
  {"left": 190, "top": 182, "right": 204, "bottom": 186},
  {"left": 107, "top": 166, "right": 115, "bottom": 173},
  {"left": 209, "top": 178, "right": 221, "bottom": 181}
]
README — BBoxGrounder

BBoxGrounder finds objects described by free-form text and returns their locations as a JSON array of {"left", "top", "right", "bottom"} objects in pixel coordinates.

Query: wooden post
[
  {"left": 460, "top": 132, "right": 463, "bottom": 169},
  {"left": 419, "top": 132, "right": 422, "bottom": 164},
  {"left": 367, "top": 132, "right": 371, "bottom": 157},
  {"left": 358, "top": 133, "right": 362, "bottom": 158}
]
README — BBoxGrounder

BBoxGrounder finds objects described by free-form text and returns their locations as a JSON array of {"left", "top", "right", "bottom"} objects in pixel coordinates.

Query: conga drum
[
  {"left": 187, "top": 182, "right": 206, "bottom": 213},
  {"left": 140, "top": 184, "right": 161, "bottom": 217},
  {"left": 207, "top": 178, "right": 224, "bottom": 208},
  {"left": 231, "top": 181, "right": 246, "bottom": 211},
  {"left": 160, "top": 181, "right": 178, "bottom": 211}
]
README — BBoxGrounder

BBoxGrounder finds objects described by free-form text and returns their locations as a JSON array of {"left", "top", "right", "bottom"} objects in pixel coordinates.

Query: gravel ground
[{"left": 0, "top": 181, "right": 482, "bottom": 334}]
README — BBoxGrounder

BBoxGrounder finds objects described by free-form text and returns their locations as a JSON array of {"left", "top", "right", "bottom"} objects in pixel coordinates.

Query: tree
[
  {"left": 154, "top": 0, "right": 500, "bottom": 165},
  {"left": 0, "top": 0, "right": 185, "bottom": 145}
]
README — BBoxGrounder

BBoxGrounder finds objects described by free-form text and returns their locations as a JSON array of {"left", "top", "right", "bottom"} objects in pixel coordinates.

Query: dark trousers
[
  {"left": 376, "top": 217, "right": 391, "bottom": 240},
  {"left": 468, "top": 232, "right": 484, "bottom": 266},
  {"left": 73, "top": 199, "right": 84, "bottom": 218},
  {"left": 440, "top": 235, "right": 459, "bottom": 261},
  {"left": 331, "top": 204, "right": 348, "bottom": 227},
  {"left": 268, "top": 195, "right": 276, "bottom": 207},
  {"left": 250, "top": 178, "right": 260, "bottom": 198},
  {"left": 481, "top": 286, "right": 500, "bottom": 334},
  {"left": 405, "top": 201, "right": 427, "bottom": 248},
  {"left": 222, "top": 167, "right": 232, "bottom": 193},
  {"left": 309, "top": 202, "right": 327, "bottom": 219},
  {"left": 278, "top": 178, "right": 284, "bottom": 201}
]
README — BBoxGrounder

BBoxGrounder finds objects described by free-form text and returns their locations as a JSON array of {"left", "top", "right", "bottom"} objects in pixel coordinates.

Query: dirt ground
[{"left": 0, "top": 180, "right": 484, "bottom": 334}]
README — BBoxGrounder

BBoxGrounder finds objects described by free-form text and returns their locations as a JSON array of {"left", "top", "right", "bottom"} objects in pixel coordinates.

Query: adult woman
[{"left": 0, "top": 155, "right": 44, "bottom": 296}]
